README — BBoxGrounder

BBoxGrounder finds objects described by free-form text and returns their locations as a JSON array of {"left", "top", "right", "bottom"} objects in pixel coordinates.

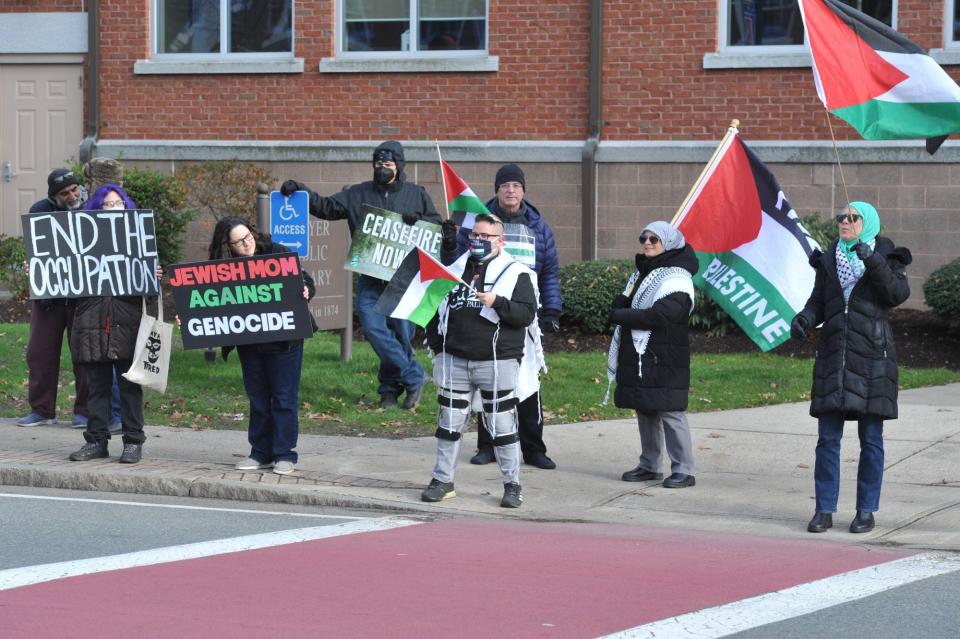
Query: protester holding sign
[
  {"left": 208, "top": 217, "right": 316, "bottom": 476},
  {"left": 68, "top": 185, "right": 158, "bottom": 464},
  {"left": 17, "top": 169, "right": 90, "bottom": 428},
  {"left": 280, "top": 141, "right": 441, "bottom": 410}
]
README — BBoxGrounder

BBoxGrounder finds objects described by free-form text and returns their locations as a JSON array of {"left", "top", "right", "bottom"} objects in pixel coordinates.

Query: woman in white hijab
[{"left": 606, "top": 221, "right": 699, "bottom": 488}]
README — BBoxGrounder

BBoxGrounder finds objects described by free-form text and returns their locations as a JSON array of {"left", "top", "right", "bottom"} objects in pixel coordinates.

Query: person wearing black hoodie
[
  {"left": 281, "top": 141, "right": 440, "bottom": 410},
  {"left": 606, "top": 221, "right": 699, "bottom": 489}
]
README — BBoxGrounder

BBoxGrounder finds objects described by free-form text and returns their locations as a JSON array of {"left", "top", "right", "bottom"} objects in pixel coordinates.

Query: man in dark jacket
[
  {"left": 17, "top": 169, "right": 90, "bottom": 427},
  {"left": 281, "top": 141, "right": 441, "bottom": 410},
  {"left": 422, "top": 214, "right": 537, "bottom": 508},
  {"left": 449, "top": 163, "right": 561, "bottom": 469}
]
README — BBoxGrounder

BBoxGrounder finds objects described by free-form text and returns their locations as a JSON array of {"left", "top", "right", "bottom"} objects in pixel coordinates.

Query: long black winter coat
[
  {"left": 70, "top": 295, "right": 143, "bottom": 364},
  {"left": 610, "top": 245, "right": 698, "bottom": 412},
  {"left": 796, "top": 237, "right": 911, "bottom": 420},
  {"left": 305, "top": 141, "right": 440, "bottom": 233}
]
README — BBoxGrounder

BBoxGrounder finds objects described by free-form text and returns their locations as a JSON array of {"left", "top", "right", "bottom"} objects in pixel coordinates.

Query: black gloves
[
  {"left": 790, "top": 314, "right": 810, "bottom": 340},
  {"left": 853, "top": 241, "right": 873, "bottom": 260},
  {"left": 441, "top": 219, "right": 458, "bottom": 251},
  {"left": 540, "top": 309, "right": 561, "bottom": 334},
  {"left": 280, "top": 180, "right": 307, "bottom": 197},
  {"left": 611, "top": 294, "right": 630, "bottom": 310},
  {"left": 401, "top": 212, "right": 420, "bottom": 226}
]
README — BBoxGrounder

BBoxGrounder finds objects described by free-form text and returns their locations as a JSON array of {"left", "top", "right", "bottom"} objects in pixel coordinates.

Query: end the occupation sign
[
  {"left": 22, "top": 209, "right": 160, "bottom": 299},
  {"left": 168, "top": 253, "right": 314, "bottom": 350}
]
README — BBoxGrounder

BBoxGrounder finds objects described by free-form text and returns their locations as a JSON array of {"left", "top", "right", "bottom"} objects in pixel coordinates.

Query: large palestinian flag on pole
[
  {"left": 374, "top": 248, "right": 468, "bottom": 327},
  {"left": 674, "top": 127, "right": 820, "bottom": 352},
  {"left": 440, "top": 159, "right": 488, "bottom": 229},
  {"left": 799, "top": 0, "right": 960, "bottom": 153}
]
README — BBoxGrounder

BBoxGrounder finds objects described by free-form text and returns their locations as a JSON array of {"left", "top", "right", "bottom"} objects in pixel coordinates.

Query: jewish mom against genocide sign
[
  {"left": 21, "top": 209, "right": 160, "bottom": 299},
  {"left": 345, "top": 204, "right": 442, "bottom": 281},
  {"left": 168, "top": 253, "right": 314, "bottom": 350}
]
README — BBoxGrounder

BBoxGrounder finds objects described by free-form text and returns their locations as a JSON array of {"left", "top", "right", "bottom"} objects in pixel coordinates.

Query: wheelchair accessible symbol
[{"left": 270, "top": 191, "right": 309, "bottom": 258}]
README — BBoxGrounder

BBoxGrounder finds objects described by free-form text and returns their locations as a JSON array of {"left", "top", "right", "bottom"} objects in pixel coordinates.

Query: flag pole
[
  {"left": 436, "top": 141, "right": 451, "bottom": 221},
  {"left": 670, "top": 119, "right": 740, "bottom": 226},
  {"left": 823, "top": 111, "right": 852, "bottom": 206}
]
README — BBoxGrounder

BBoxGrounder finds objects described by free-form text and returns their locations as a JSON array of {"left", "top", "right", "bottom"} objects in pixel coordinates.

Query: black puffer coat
[
  {"left": 611, "top": 245, "right": 698, "bottom": 412},
  {"left": 795, "top": 237, "right": 911, "bottom": 420},
  {"left": 70, "top": 295, "right": 144, "bottom": 364}
]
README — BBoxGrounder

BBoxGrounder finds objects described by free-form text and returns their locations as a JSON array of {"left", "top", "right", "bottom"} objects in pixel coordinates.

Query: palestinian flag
[
  {"left": 441, "top": 159, "right": 489, "bottom": 229},
  {"left": 374, "top": 248, "right": 468, "bottom": 327},
  {"left": 675, "top": 128, "right": 820, "bottom": 352},
  {"left": 799, "top": 0, "right": 960, "bottom": 153}
]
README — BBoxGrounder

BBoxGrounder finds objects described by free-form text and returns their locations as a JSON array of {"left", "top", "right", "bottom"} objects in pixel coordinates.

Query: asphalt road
[{"left": 2, "top": 486, "right": 959, "bottom": 639}]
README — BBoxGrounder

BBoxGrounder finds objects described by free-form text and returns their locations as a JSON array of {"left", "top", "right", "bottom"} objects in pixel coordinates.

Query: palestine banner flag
[
  {"left": 675, "top": 127, "right": 820, "bottom": 352},
  {"left": 440, "top": 158, "right": 489, "bottom": 229},
  {"left": 374, "top": 248, "right": 468, "bottom": 327},
  {"left": 799, "top": 0, "right": 960, "bottom": 153}
]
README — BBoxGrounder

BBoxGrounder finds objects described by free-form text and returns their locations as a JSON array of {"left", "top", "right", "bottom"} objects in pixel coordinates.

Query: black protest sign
[
  {"left": 168, "top": 253, "right": 314, "bottom": 350},
  {"left": 21, "top": 209, "right": 160, "bottom": 299}
]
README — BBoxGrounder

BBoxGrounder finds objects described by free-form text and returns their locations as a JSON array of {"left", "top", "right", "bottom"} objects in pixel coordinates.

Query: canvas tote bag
[{"left": 123, "top": 291, "right": 173, "bottom": 394}]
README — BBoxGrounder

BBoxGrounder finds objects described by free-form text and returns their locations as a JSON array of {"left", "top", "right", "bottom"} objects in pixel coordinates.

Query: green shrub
[
  {"left": 0, "top": 235, "right": 28, "bottom": 300},
  {"left": 176, "top": 160, "right": 275, "bottom": 223},
  {"left": 800, "top": 212, "right": 838, "bottom": 250},
  {"left": 923, "top": 257, "right": 960, "bottom": 329},
  {"left": 123, "top": 167, "right": 196, "bottom": 265},
  {"left": 559, "top": 259, "right": 633, "bottom": 334}
]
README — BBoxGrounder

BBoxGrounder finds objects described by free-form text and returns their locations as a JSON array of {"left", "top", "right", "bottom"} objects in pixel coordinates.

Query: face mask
[
  {"left": 468, "top": 238, "right": 495, "bottom": 262},
  {"left": 373, "top": 166, "right": 395, "bottom": 185}
]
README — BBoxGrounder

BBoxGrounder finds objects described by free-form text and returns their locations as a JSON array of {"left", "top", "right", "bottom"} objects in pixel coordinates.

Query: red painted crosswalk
[{"left": 0, "top": 519, "right": 911, "bottom": 638}]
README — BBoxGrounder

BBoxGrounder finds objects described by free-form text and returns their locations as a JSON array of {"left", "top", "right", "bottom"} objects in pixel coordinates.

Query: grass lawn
[{"left": 1, "top": 324, "right": 957, "bottom": 438}]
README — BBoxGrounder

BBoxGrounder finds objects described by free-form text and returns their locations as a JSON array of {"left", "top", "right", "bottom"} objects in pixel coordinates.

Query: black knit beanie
[
  {"left": 494, "top": 163, "right": 525, "bottom": 191},
  {"left": 47, "top": 169, "right": 81, "bottom": 198}
]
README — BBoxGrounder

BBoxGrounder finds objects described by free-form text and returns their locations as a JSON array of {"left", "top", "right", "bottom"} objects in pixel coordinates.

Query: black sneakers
[
  {"left": 119, "top": 443, "right": 142, "bottom": 464},
  {"left": 379, "top": 393, "right": 399, "bottom": 409},
  {"left": 469, "top": 447, "right": 496, "bottom": 465},
  {"left": 402, "top": 385, "right": 424, "bottom": 410},
  {"left": 421, "top": 478, "right": 456, "bottom": 502},
  {"left": 500, "top": 482, "right": 523, "bottom": 508},
  {"left": 662, "top": 473, "right": 696, "bottom": 488},
  {"left": 69, "top": 441, "right": 109, "bottom": 461}
]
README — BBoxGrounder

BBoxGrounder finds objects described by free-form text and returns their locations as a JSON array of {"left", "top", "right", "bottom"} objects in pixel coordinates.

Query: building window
[
  {"left": 951, "top": 0, "right": 960, "bottom": 44},
  {"left": 725, "top": 0, "right": 894, "bottom": 48},
  {"left": 156, "top": 0, "right": 292, "bottom": 55},
  {"left": 341, "top": 0, "right": 487, "bottom": 54}
]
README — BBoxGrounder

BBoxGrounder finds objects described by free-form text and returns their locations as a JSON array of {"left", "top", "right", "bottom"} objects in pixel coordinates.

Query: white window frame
[
  {"left": 320, "top": 0, "right": 498, "bottom": 73},
  {"left": 931, "top": 0, "right": 960, "bottom": 64},
  {"left": 136, "top": 0, "right": 302, "bottom": 74},
  {"left": 705, "top": 0, "right": 898, "bottom": 69}
]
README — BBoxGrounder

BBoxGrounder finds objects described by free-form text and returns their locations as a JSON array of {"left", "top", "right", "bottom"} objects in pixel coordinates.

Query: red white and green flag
[
  {"left": 799, "top": 0, "right": 960, "bottom": 153},
  {"left": 440, "top": 158, "right": 488, "bottom": 229},
  {"left": 374, "top": 247, "right": 468, "bottom": 327},
  {"left": 675, "top": 127, "right": 820, "bottom": 352}
]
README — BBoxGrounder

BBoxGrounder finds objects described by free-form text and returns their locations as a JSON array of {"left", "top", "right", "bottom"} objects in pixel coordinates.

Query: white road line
[
  {"left": 0, "top": 517, "right": 421, "bottom": 592},
  {"left": 0, "top": 492, "right": 361, "bottom": 519},
  {"left": 598, "top": 552, "right": 960, "bottom": 639}
]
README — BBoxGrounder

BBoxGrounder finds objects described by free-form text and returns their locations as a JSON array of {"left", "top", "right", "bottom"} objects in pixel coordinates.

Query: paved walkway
[{"left": 3, "top": 384, "right": 959, "bottom": 549}]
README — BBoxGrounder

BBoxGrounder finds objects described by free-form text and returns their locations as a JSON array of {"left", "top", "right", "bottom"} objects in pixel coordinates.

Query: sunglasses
[
  {"left": 835, "top": 213, "right": 862, "bottom": 224},
  {"left": 639, "top": 235, "right": 661, "bottom": 245}
]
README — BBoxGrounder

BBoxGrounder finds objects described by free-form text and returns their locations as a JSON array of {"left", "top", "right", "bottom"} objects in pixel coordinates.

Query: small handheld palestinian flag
[
  {"left": 439, "top": 155, "right": 489, "bottom": 229},
  {"left": 799, "top": 0, "right": 960, "bottom": 154},
  {"left": 374, "top": 248, "right": 469, "bottom": 327}
]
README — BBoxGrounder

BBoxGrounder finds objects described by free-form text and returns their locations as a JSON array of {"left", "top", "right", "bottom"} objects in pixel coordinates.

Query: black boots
[
  {"left": 69, "top": 440, "right": 109, "bottom": 461},
  {"left": 807, "top": 512, "right": 833, "bottom": 533},
  {"left": 621, "top": 465, "right": 663, "bottom": 482},
  {"left": 849, "top": 511, "right": 875, "bottom": 533}
]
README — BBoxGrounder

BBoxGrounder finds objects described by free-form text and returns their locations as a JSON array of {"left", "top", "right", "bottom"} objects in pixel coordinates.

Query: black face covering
[{"left": 374, "top": 166, "right": 395, "bottom": 185}]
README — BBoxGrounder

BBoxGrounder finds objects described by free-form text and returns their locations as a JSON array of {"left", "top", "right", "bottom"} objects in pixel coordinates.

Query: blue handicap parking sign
[{"left": 270, "top": 191, "right": 309, "bottom": 257}]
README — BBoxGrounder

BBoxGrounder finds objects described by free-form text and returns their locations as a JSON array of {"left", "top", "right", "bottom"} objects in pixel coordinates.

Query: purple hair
[{"left": 88, "top": 183, "right": 136, "bottom": 210}]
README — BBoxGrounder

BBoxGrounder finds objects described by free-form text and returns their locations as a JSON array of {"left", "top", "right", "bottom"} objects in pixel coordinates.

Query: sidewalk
[{"left": 3, "top": 384, "right": 959, "bottom": 550}]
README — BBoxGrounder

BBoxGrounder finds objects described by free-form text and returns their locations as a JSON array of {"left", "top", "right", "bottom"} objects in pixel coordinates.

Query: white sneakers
[
  {"left": 235, "top": 457, "right": 273, "bottom": 471},
  {"left": 273, "top": 461, "right": 295, "bottom": 475}
]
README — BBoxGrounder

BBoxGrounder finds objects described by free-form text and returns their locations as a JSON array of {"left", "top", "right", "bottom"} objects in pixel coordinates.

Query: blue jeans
[
  {"left": 815, "top": 413, "right": 884, "bottom": 514},
  {"left": 356, "top": 275, "right": 425, "bottom": 395},
  {"left": 237, "top": 343, "right": 303, "bottom": 464}
]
